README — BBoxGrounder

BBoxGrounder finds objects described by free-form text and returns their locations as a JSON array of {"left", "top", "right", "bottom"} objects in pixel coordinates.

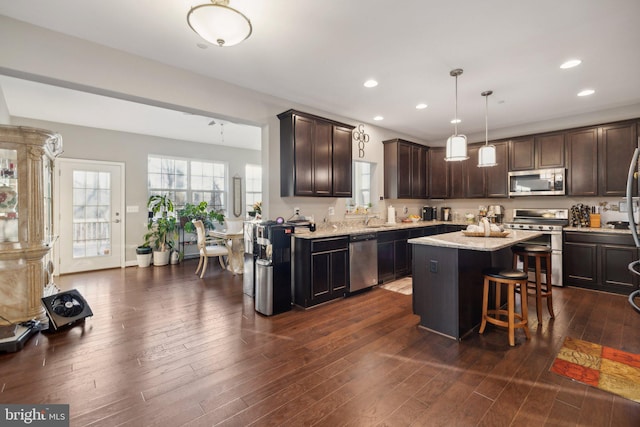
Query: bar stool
[
  {"left": 479, "top": 267, "right": 531, "bottom": 346},
  {"left": 511, "top": 244, "right": 555, "bottom": 322}
]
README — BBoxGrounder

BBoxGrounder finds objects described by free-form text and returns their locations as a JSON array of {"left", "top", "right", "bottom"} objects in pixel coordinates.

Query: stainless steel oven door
[{"left": 513, "top": 232, "right": 563, "bottom": 286}]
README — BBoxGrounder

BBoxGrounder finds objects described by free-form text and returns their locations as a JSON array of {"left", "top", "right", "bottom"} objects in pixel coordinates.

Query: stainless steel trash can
[{"left": 255, "top": 259, "right": 274, "bottom": 315}]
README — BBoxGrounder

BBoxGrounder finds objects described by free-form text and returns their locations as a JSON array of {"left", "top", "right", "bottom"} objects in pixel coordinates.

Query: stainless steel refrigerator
[{"left": 625, "top": 143, "right": 640, "bottom": 313}]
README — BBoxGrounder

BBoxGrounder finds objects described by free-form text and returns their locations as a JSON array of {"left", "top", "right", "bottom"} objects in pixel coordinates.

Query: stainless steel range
[{"left": 504, "top": 208, "right": 569, "bottom": 286}]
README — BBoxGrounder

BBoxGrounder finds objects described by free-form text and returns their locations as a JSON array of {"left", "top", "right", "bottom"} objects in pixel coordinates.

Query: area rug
[
  {"left": 550, "top": 337, "right": 640, "bottom": 403},
  {"left": 380, "top": 277, "right": 412, "bottom": 295}
]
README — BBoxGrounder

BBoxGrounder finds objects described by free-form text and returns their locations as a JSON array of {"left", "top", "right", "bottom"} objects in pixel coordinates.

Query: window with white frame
[
  {"left": 148, "top": 155, "right": 227, "bottom": 213},
  {"left": 352, "top": 160, "right": 372, "bottom": 208},
  {"left": 245, "top": 164, "right": 262, "bottom": 214}
]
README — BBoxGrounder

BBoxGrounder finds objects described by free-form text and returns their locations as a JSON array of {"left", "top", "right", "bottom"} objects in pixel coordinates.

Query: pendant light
[
  {"left": 478, "top": 90, "right": 497, "bottom": 167},
  {"left": 445, "top": 68, "right": 469, "bottom": 161},
  {"left": 187, "top": 0, "right": 252, "bottom": 47}
]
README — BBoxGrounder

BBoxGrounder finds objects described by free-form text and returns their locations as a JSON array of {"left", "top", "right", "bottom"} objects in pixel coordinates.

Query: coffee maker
[{"left": 422, "top": 206, "right": 437, "bottom": 221}]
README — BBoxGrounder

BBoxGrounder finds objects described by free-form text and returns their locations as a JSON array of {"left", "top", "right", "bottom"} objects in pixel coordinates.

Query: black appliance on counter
[
  {"left": 255, "top": 221, "right": 293, "bottom": 316},
  {"left": 243, "top": 220, "right": 259, "bottom": 297},
  {"left": 422, "top": 206, "right": 437, "bottom": 221}
]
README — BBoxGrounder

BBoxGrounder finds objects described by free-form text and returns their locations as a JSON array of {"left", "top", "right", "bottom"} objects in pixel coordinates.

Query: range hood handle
[{"left": 626, "top": 145, "right": 640, "bottom": 248}]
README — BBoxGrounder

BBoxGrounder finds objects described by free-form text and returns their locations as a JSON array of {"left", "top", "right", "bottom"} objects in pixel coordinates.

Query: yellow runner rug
[{"left": 550, "top": 337, "right": 640, "bottom": 403}]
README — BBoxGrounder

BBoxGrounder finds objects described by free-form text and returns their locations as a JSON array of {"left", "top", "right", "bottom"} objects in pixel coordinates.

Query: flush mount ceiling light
[
  {"left": 445, "top": 68, "right": 468, "bottom": 162},
  {"left": 578, "top": 89, "right": 595, "bottom": 97},
  {"left": 560, "top": 59, "right": 582, "bottom": 69},
  {"left": 373, "top": 116, "right": 384, "bottom": 121},
  {"left": 478, "top": 90, "right": 497, "bottom": 168},
  {"left": 364, "top": 79, "right": 379, "bottom": 88},
  {"left": 416, "top": 103, "right": 428, "bottom": 110},
  {"left": 187, "top": 0, "right": 252, "bottom": 47}
]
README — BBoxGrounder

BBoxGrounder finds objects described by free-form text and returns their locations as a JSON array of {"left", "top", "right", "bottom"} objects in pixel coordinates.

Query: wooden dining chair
[{"left": 193, "top": 220, "right": 229, "bottom": 278}]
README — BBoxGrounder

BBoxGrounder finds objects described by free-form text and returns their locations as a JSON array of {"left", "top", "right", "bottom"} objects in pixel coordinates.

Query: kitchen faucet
[{"left": 364, "top": 214, "right": 379, "bottom": 225}]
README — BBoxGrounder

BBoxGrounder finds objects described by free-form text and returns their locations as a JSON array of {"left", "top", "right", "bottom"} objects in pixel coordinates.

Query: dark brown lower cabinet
[
  {"left": 294, "top": 236, "right": 349, "bottom": 307},
  {"left": 378, "top": 225, "right": 459, "bottom": 284},
  {"left": 563, "top": 231, "right": 638, "bottom": 295},
  {"left": 377, "top": 230, "right": 410, "bottom": 284}
]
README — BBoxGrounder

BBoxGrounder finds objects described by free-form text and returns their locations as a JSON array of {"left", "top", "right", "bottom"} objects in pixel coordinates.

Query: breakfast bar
[{"left": 409, "top": 230, "right": 542, "bottom": 340}]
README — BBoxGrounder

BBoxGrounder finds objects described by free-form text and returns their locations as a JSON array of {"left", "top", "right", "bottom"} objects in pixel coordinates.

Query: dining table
[{"left": 208, "top": 229, "right": 244, "bottom": 275}]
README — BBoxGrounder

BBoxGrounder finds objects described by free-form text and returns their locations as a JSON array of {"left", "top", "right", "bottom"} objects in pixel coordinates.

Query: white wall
[
  {"left": 0, "top": 85, "right": 10, "bottom": 125},
  {"left": 12, "top": 116, "right": 260, "bottom": 263}
]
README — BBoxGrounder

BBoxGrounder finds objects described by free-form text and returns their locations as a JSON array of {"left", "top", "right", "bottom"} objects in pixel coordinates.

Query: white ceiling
[
  {"left": 0, "top": 75, "right": 262, "bottom": 150},
  {"left": 1, "top": 0, "right": 640, "bottom": 146}
]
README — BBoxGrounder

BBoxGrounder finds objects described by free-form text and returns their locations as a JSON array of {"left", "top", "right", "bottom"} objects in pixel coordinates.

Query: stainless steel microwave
[{"left": 508, "top": 168, "right": 565, "bottom": 196}]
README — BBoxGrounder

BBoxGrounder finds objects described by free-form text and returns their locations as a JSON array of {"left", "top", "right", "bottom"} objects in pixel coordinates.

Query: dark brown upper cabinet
[
  {"left": 279, "top": 110, "right": 355, "bottom": 197},
  {"left": 449, "top": 158, "right": 465, "bottom": 199},
  {"left": 445, "top": 141, "right": 508, "bottom": 199},
  {"left": 567, "top": 120, "right": 638, "bottom": 197},
  {"left": 428, "top": 147, "right": 449, "bottom": 198},
  {"left": 598, "top": 120, "right": 637, "bottom": 196},
  {"left": 509, "top": 132, "right": 565, "bottom": 171},
  {"left": 464, "top": 145, "right": 485, "bottom": 198},
  {"left": 383, "top": 139, "right": 428, "bottom": 199},
  {"left": 567, "top": 126, "right": 598, "bottom": 196},
  {"left": 485, "top": 141, "right": 509, "bottom": 198}
]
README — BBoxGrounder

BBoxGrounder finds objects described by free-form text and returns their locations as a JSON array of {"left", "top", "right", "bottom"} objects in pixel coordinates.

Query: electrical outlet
[
  {"left": 328, "top": 207, "right": 335, "bottom": 216},
  {"left": 429, "top": 260, "right": 438, "bottom": 273},
  {"left": 294, "top": 207, "right": 300, "bottom": 215}
]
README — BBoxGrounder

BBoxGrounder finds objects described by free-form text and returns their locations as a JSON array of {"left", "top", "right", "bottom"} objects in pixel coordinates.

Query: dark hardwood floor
[{"left": 1, "top": 260, "right": 639, "bottom": 426}]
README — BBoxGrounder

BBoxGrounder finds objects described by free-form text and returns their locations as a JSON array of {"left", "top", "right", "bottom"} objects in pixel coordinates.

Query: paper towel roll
[{"left": 387, "top": 205, "right": 396, "bottom": 224}]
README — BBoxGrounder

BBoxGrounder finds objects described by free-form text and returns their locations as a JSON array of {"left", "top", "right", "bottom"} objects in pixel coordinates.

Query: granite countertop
[
  {"left": 564, "top": 226, "right": 637, "bottom": 234},
  {"left": 408, "top": 229, "right": 543, "bottom": 252},
  {"left": 293, "top": 220, "right": 467, "bottom": 239}
]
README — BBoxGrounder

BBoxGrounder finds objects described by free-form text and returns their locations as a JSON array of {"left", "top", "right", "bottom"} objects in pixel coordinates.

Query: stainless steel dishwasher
[{"left": 349, "top": 233, "right": 378, "bottom": 292}]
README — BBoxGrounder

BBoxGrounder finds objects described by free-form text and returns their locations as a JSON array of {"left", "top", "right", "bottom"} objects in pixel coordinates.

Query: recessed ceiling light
[
  {"left": 577, "top": 89, "right": 595, "bottom": 97},
  {"left": 560, "top": 59, "right": 582, "bottom": 69},
  {"left": 416, "top": 103, "right": 428, "bottom": 110},
  {"left": 364, "top": 79, "right": 378, "bottom": 88},
  {"left": 450, "top": 118, "right": 461, "bottom": 124},
  {"left": 373, "top": 116, "right": 384, "bottom": 121}
]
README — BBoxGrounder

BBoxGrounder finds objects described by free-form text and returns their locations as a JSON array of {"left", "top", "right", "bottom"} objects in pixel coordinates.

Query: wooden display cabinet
[{"left": 0, "top": 126, "right": 62, "bottom": 325}]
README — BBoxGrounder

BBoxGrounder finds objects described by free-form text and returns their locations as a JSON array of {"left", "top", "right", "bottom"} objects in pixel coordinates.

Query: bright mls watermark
[{"left": 1, "top": 404, "right": 69, "bottom": 426}]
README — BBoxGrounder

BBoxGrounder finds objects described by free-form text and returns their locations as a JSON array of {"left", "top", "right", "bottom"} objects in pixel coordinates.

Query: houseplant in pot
[
  {"left": 145, "top": 195, "right": 178, "bottom": 266},
  {"left": 135, "top": 244, "right": 153, "bottom": 268},
  {"left": 178, "top": 201, "right": 225, "bottom": 234},
  {"left": 144, "top": 215, "right": 178, "bottom": 266}
]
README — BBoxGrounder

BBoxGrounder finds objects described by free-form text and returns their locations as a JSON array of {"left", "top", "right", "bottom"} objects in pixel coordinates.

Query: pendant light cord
[
  {"left": 454, "top": 74, "right": 459, "bottom": 135},
  {"left": 485, "top": 93, "right": 489, "bottom": 146},
  {"left": 481, "top": 90, "right": 493, "bottom": 146}
]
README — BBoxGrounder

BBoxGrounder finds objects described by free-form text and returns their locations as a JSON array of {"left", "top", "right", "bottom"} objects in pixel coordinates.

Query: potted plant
[
  {"left": 178, "top": 201, "right": 225, "bottom": 233},
  {"left": 144, "top": 216, "right": 178, "bottom": 266},
  {"left": 251, "top": 201, "right": 262, "bottom": 219},
  {"left": 147, "top": 194, "right": 174, "bottom": 218},
  {"left": 145, "top": 195, "right": 178, "bottom": 266},
  {"left": 135, "top": 244, "right": 152, "bottom": 268}
]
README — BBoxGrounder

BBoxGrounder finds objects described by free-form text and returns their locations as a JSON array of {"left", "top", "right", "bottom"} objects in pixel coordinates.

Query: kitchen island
[{"left": 408, "top": 230, "right": 542, "bottom": 340}]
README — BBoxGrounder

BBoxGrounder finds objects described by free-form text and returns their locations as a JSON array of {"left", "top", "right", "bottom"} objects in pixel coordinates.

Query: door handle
[{"left": 114, "top": 219, "right": 121, "bottom": 223}]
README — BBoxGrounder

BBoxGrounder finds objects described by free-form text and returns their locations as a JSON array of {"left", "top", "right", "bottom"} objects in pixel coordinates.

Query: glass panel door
[{"left": 57, "top": 159, "right": 124, "bottom": 273}]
